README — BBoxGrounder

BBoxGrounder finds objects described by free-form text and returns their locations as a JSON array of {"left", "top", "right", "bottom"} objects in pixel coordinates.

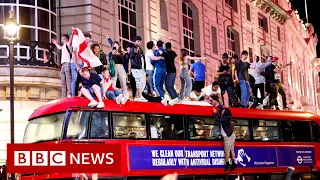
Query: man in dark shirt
[
  {"left": 80, "top": 67, "right": 105, "bottom": 108},
  {"left": 235, "top": 50, "right": 251, "bottom": 108},
  {"left": 164, "top": 42, "right": 180, "bottom": 105},
  {"left": 269, "top": 57, "right": 292, "bottom": 110}
]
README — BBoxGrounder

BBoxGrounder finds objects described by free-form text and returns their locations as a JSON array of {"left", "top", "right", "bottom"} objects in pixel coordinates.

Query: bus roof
[{"left": 29, "top": 97, "right": 319, "bottom": 122}]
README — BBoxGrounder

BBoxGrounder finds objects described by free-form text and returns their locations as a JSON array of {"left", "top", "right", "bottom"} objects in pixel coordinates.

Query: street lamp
[{"left": 2, "top": 9, "right": 20, "bottom": 180}]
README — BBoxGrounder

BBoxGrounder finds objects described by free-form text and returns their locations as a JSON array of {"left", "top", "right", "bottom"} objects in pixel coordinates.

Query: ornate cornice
[{"left": 251, "top": 0, "right": 291, "bottom": 24}]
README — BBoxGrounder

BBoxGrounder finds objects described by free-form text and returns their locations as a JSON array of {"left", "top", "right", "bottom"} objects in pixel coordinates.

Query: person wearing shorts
[
  {"left": 129, "top": 36, "right": 147, "bottom": 102},
  {"left": 213, "top": 105, "right": 237, "bottom": 172}
]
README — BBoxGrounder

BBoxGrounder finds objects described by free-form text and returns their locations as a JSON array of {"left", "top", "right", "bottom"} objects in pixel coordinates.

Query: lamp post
[{"left": 2, "top": 9, "right": 20, "bottom": 180}]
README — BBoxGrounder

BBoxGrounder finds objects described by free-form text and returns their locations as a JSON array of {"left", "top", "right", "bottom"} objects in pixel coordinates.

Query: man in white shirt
[
  {"left": 201, "top": 81, "right": 223, "bottom": 104},
  {"left": 145, "top": 41, "right": 164, "bottom": 94},
  {"left": 52, "top": 34, "right": 72, "bottom": 98}
]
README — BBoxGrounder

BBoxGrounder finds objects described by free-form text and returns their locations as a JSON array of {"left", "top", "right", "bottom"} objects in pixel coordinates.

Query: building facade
[
  {"left": 0, "top": 0, "right": 61, "bottom": 164},
  {"left": 0, "top": 0, "right": 319, "bottom": 163}
]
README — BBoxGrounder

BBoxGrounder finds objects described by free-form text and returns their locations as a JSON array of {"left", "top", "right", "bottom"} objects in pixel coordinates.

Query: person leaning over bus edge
[
  {"left": 213, "top": 105, "right": 237, "bottom": 172},
  {"left": 79, "top": 67, "right": 105, "bottom": 108}
]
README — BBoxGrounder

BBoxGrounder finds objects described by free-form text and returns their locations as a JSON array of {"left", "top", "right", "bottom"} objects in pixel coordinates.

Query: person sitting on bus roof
[
  {"left": 213, "top": 105, "right": 237, "bottom": 172},
  {"left": 100, "top": 67, "right": 129, "bottom": 105},
  {"left": 80, "top": 67, "right": 105, "bottom": 108},
  {"left": 190, "top": 87, "right": 220, "bottom": 106}
]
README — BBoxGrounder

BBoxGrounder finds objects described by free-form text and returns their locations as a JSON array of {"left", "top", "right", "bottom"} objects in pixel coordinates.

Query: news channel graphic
[
  {"left": 128, "top": 146, "right": 315, "bottom": 170},
  {"left": 6, "top": 144, "right": 121, "bottom": 173}
]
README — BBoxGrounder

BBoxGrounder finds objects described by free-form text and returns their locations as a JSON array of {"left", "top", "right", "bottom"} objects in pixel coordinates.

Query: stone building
[{"left": 0, "top": 0, "right": 319, "bottom": 163}]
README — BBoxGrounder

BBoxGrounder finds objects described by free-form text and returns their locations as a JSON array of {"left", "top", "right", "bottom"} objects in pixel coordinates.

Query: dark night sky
[{"left": 291, "top": 0, "right": 320, "bottom": 57}]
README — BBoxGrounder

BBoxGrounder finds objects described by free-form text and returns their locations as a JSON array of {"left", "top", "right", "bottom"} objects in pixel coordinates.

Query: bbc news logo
[{"left": 7, "top": 144, "right": 121, "bottom": 173}]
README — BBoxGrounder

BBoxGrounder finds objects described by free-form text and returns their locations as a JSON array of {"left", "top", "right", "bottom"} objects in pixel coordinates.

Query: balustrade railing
[{"left": 0, "top": 40, "right": 59, "bottom": 68}]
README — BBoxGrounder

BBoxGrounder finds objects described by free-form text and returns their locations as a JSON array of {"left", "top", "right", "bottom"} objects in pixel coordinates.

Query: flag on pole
[{"left": 71, "top": 28, "right": 102, "bottom": 68}]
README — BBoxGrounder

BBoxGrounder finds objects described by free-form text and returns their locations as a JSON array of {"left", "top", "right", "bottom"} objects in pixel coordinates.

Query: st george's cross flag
[{"left": 71, "top": 28, "right": 102, "bottom": 68}]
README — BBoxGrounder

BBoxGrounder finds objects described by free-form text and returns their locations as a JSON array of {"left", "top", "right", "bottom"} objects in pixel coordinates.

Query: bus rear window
[{"left": 23, "top": 113, "right": 65, "bottom": 143}]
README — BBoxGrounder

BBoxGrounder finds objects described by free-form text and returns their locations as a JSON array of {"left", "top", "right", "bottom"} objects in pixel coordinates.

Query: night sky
[{"left": 291, "top": 0, "right": 320, "bottom": 57}]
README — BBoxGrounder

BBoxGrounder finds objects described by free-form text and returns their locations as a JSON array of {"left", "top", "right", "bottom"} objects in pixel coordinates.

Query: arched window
[
  {"left": 118, "top": 0, "right": 137, "bottom": 48},
  {"left": 182, "top": 2, "right": 194, "bottom": 56},
  {"left": 227, "top": 27, "right": 235, "bottom": 57}
]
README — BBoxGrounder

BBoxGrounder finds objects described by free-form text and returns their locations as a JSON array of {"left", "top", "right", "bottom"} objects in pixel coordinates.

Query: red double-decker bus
[{"left": 19, "top": 97, "right": 320, "bottom": 180}]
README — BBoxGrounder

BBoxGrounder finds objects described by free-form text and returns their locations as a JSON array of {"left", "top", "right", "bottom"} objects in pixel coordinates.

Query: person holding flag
[{"left": 70, "top": 28, "right": 105, "bottom": 108}]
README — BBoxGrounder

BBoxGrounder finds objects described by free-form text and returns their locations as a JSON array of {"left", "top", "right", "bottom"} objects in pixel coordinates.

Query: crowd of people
[{"left": 52, "top": 31, "right": 292, "bottom": 110}]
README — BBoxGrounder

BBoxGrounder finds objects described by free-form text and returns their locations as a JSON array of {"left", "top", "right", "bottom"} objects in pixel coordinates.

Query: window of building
[
  {"left": 118, "top": 0, "right": 137, "bottom": 48},
  {"left": 225, "top": 0, "right": 232, "bottom": 7},
  {"left": 227, "top": 27, "right": 235, "bottom": 57},
  {"left": 37, "top": 0, "right": 49, "bottom": 9},
  {"left": 89, "top": 111, "right": 109, "bottom": 139},
  {"left": 277, "top": 26, "right": 281, "bottom": 41},
  {"left": 182, "top": 2, "right": 195, "bottom": 57},
  {"left": 38, "top": 9, "right": 49, "bottom": 29},
  {"left": 188, "top": 117, "right": 221, "bottom": 140},
  {"left": 246, "top": 4, "right": 251, "bottom": 21},
  {"left": 113, "top": 113, "right": 146, "bottom": 139},
  {"left": 252, "top": 120, "right": 279, "bottom": 141},
  {"left": 19, "top": 7, "right": 35, "bottom": 26},
  {"left": 150, "top": 115, "right": 185, "bottom": 140},
  {"left": 160, "top": 0, "right": 168, "bottom": 31},
  {"left": 233, "top": 119, "right": 250, "bottom": 140},
  {"left": 258, "top": 13, "right": 268, "bottom": 32},
  {"left": 249, "top": 47, "right": 253, "bottom": 63},
  {"left": 19, "top": 0, "right": 35, "bottom": 5},
  {"left": 211, "top": 26, "right": 218, "bottom": 54},
  {"left": 225, "top": 0, "right": 237, "bottom": 12}
]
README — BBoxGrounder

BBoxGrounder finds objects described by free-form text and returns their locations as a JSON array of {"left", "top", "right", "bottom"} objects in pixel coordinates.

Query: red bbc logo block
[
  {"left": 7, "top": 144, "right": 121, "bottom": 173},
  {"left": 14, "top": 151, "right": 66, "bottom": 166}
]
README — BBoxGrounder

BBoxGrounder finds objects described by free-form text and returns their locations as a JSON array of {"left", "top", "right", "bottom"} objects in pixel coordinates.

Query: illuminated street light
[{"left": 2, "top": 9, "right": 20, "bottom": 180}]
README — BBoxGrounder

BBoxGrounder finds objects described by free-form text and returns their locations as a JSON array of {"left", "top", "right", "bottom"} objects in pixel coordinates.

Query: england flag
[{"left": 71, "top": 28, "right": 102, "bottom": 68}]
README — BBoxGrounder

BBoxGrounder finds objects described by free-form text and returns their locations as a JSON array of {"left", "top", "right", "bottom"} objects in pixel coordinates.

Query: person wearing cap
[
  {"left": 153, "top": 40, "right": 170, "bottom": 105},
  {"left": 145, "top": 41, "right": 164, "bottom": 95},
  {"left": 179, "top": 49, "right": 206, "bottom": 100},
  {"left": 129, "top": 36, "right": 148, "bottom": 102},
  {"left": 235, "top": 50, "right": 251, "bottom": 108},
  {"left": 213, "top": 105, "right": 237, "bottom": 172},
  {"left": 269, "top": 56, "right": 292, "bottom": 110}
]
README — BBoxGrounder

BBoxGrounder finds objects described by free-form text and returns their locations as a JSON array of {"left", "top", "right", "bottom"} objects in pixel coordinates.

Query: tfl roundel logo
[{"left": 297, "top": 156, "right": 303, "bottom": 164}]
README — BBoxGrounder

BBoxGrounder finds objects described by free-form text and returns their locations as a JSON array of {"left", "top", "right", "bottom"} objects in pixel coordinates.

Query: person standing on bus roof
[
  {"left": 235, "top": 50, "right": 251, "bottom": 108},
  {"left": 213, "top": 105, "right": 237, "bottom": 172},
  {"left": 79, "top": 67, "right": 105, "bottom": 108},
  {"left": 100, "top": 67, "right": 128, "bottom": 105},
  {"left": 153, "top": 40, "right": 168, "bottom": 105},
  {"left": 52, "top": 34, "right": 72, "bottom": 98}
]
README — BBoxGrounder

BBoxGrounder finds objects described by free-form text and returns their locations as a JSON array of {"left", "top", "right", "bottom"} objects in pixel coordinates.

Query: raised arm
[
  {"left": 185, "top": 56, "right": 206, "bottom": 60},
  {"left": 105, "top": 35, "right": 113, "bottom": 47},
  {"left": 256, "top": 61, "right": 272, "bottom": 69},
  {"left": 51, "top": 39, "right": 62, "bottom": 50}
]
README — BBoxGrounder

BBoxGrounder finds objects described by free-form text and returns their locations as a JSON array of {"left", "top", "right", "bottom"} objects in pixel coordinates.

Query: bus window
[
  {"left": 113, "top": 113, "right": 146, "bottom": 139},
  {"left": 89, "top": 111, "right": 109, "bottom": 139},
  {"left": 188, "top": 117, "right": 221, "bottom": 140},
  {"left": 66, "top": 111, "right": 91, "bottom": 139},
  {"left": 311, "top": 121, "right": 320, "bottom": 142},
  {"left": 280, "top": 121, "right": 294, "bottom": 141},
  {"left": 23, "top": 113, "right": 65, "bottom": 143},
  {"left": 291, "top": 121, "right": 311, "bottom": 142},
  {"left": 150, "top": 115, "right": 185, "bottom": 140},
  {"left": 233, "top": 120, "right": 250, "bottom": 140},
  {"left": 252, "top": 120, "right": 279, "bottom": 141}
]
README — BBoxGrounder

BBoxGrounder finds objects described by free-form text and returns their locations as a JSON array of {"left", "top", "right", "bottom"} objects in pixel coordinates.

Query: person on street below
[
  {"left": 80, "top": 67, "right": 105, "bottom": 108},
  {"left": 213, "top": 105, "right": 237, "bottom": 172},
  {"left": 179, "top": 49, "right": 206, "bottom": 100},
  {"left": 100, "top": 67, "right": 128, "bottom": 105}
]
